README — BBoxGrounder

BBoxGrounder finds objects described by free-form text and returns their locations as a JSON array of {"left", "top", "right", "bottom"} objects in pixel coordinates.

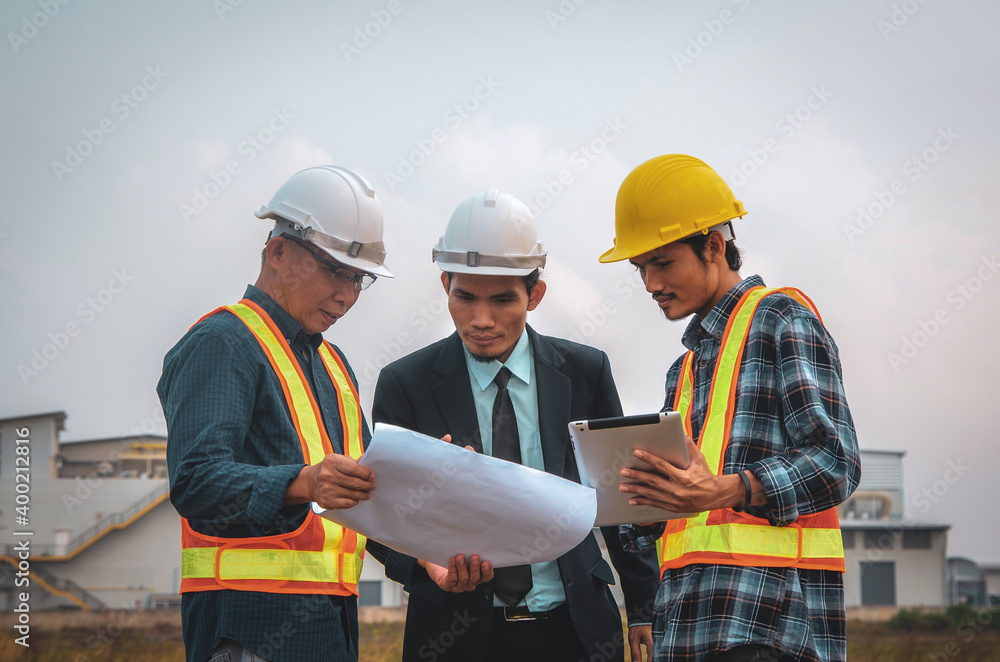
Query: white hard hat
[
  {"left": 256, "top": 165, "right": 393, "bottom": 278},
  {"left": 432, "top": 189, "right": 546, "bottom": 276}
]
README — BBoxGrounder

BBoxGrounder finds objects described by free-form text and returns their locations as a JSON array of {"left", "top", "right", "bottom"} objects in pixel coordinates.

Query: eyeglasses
[{"left": 286, "top": 236, "right": 377, "bottom": 290}]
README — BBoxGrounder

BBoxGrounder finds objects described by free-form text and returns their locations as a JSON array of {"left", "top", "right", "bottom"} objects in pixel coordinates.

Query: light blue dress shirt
[{"left": 462, "top": 331, "right": 566, "bottom": 612}]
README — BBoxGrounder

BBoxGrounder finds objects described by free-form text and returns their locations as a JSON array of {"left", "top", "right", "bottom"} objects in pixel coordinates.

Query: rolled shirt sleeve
[{"left": 747, "top": 313, "right": 861, "bottom": 526}]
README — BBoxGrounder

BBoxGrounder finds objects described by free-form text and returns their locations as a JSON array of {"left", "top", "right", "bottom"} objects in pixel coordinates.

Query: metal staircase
[
  {"left": 31, "top": 481, "right": 170, "bottom": 559},
  {"left": 0, "top": 481, "right": 170, "bottom": 609}
]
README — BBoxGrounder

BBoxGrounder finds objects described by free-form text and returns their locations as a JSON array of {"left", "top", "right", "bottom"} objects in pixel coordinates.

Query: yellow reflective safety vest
[
  {"left": 179, "top": 299, "right": 367, "bottom": 596},
  {"left": 657, "top": 286, "right": 845, "bottom": 574}
]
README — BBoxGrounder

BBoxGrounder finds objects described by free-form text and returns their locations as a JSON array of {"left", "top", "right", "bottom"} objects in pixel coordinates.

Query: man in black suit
[{"left": 368, "top": 190, "right": 660, "bottom": 662}]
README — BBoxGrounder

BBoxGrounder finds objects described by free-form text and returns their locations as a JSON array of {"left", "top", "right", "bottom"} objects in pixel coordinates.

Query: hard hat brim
[
  {"left": 598, "top": 243, "right": 632, "bottom": 263},
  {"left": 438, "top": 263, "right": 539, "bottom": 277}
]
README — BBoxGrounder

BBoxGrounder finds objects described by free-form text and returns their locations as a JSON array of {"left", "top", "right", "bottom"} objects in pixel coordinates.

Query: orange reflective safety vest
[
  {"left": 179, "top": 299, "right": 367, "bottom": 596},
  {"left": 656, "top": 286, "right": 845, "bottom": 575}
]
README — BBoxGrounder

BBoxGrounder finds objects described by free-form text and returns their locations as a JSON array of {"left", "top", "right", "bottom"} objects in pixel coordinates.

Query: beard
[{"left": 468, "top": 349, "right": 506, "bottom": 364}]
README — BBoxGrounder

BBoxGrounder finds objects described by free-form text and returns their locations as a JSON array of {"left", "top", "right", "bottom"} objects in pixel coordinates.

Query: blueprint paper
[{"left": 313, "top": 424, "right": 597, "bottom": 568}]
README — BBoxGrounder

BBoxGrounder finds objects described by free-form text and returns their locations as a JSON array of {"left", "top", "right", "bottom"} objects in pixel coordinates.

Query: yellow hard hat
[{"left": 599, "top": 154, "right": 747, "bottom": 263}]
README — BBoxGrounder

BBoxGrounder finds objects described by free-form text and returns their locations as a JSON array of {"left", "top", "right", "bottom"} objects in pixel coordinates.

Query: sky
[{"left": 2, "top": 1, "right": 998, "bottom": 561}]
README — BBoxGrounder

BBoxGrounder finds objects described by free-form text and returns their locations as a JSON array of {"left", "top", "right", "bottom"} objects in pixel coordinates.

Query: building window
[
  {"left": 903, "top": 530, "right": 932, "bottom": 549},
  {"left": 860, "top": 561, "right": 896, "bottom": 606},
  {"left": 357, "top": 580, "right": 381, "bottom": 606},
  {"left": 864, "top": 530, "right": 894, "bottom": 551},
  {"left": 842, "top": 530, "right": 855, "bottom": 549}
]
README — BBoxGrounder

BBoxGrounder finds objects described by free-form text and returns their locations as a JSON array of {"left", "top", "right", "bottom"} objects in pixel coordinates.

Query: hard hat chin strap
[
  {"left": 270, "top": 218, "right": 386, "bottom": 265},
  {"left": 306, "top": 227, "right": 385, "bottom": 263}
]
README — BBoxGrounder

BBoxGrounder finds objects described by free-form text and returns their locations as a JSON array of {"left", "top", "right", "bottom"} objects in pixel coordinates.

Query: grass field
[
  {"left": 3, "top": 616, "right": 999, "bottom": 661},
  {"left": 848, "top": 620, "right": 1000, "bottom": 661},
  {"left": 0, "top": 619, "right": 403, "bottom": 662}
]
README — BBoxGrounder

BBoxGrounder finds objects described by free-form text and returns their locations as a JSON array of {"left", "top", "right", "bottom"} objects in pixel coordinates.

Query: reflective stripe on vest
[
  {"left": 179, "top": 299, "right": 367, "bottom": 595},
  {"left": 657, "top": 286, "right": 845, "bottom": 574}
]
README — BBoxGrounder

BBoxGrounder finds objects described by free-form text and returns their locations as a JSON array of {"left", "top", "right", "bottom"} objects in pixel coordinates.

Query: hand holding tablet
[{"left": 569, "top": 412, "right": 693, "bottom": 526}]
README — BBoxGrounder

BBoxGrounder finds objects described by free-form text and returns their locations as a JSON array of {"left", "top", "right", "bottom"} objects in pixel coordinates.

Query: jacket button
[{"left": 483, "top": 589, "right": 492, "bottom": 601}]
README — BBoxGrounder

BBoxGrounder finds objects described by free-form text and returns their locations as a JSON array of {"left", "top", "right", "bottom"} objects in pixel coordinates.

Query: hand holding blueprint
[{"left": 313, "top": 424, "right": 597, "bottom": 567}]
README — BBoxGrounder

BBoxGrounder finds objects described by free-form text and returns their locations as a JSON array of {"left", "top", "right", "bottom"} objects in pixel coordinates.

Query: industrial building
[
  {"left": 0, "top": 411, "right": 403, "bottom": 611},
  {"left": 839, "top": 449, "right": 952, "bottom": 608}
]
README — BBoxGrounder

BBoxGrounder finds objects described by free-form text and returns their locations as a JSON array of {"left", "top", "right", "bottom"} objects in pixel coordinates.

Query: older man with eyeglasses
[{"left": 158, "top": 166, "right": 392, "bottom": 662}]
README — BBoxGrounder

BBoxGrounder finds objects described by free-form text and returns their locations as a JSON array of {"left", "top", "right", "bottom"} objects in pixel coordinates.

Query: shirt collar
[
  {"left": 243, "top": 284, "right": 323, "bottom": 351},
  {"left": 464, "top": 329, "right": 532, "bottom": 392},
  {"left": 681, "top": 274, "right": 766, "bottom": 352}
]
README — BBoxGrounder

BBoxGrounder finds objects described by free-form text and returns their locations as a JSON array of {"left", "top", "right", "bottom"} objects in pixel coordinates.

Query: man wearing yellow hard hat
[{"left": 603, "top": 154, "right": 861, "bottom": 662}]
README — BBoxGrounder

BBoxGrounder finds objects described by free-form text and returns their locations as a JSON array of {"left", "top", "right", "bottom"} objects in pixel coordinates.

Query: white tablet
[{"left": 569, "top": 412, "right": 692, "bottom": 526}]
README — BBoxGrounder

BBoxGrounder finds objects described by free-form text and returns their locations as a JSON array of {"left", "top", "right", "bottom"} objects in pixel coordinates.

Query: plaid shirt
[
  {"left": 158, "top": 285, "right": 368, "bottom": 662},
  {"left": 621, "top": 275, "right": 860, "bottom": 662}
]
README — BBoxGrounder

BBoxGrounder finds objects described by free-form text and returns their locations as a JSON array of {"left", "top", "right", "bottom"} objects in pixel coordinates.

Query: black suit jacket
[{"left": 368, "top": 326, "right": 660, "bottom": 662}]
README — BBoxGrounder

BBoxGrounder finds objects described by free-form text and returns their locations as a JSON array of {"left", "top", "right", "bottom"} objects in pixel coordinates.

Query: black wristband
[{"left": 732, "top": 470, "right": 752, "bottom": 512}]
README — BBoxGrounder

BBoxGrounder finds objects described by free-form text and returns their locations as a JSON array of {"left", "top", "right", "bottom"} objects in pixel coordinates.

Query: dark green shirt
[{"left": 158, "top": 284, "right": 370, "bottom": 662}]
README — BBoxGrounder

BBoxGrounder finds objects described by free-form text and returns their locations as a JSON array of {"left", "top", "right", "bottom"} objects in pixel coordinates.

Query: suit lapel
[
  {"left": 528, "top": 326, "right": 572, "bottom": 476},
  {"left": 431, "top": 333, "right": 484, "bottom": 453}
]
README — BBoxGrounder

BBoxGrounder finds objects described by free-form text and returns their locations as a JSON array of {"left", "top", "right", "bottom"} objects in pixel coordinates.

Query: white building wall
[
  {"left": 53, "top": 500, "right": 181, "bottom": 610},
  {"left": 1, "top": 414, "right": 61, "bottom": 480},
  {"left": 843, "top": 528, "right": 948, "bottom": 607},
  {"left": 361, "top": 556, "right": 405, "bottom": 607},
  {"left": 984, "top": 568, "right": 1000, "bottom": 602}
]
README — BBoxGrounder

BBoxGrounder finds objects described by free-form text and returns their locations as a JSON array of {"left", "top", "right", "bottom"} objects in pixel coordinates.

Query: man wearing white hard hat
[
  {"left": 159, "top": 166, "right": 392, "bottom": 662},
  {"left": 367, "top": 189, "right": 660, "bottom": 662}
]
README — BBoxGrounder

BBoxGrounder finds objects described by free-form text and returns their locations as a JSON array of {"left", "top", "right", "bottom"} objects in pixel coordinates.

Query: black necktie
[{"left": 490, "top": 367, "right": 533, "bottom": 607}]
